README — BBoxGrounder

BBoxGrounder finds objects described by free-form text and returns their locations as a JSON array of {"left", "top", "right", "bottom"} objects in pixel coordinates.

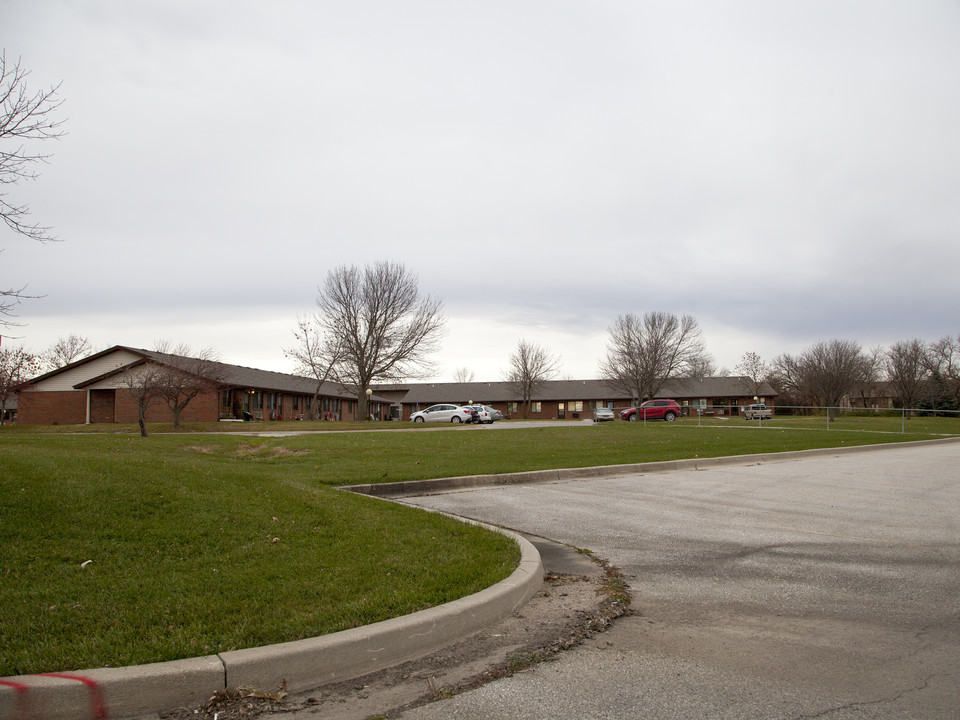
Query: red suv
[{"left": 620, "top": 399, "right": 682, "bottom": 422}]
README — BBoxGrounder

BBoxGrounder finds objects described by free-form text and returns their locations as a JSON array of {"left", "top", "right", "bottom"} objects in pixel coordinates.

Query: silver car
[
  {"left": 593, "top": 407, "right": 616, "bottom": 422},
  {"left": 484, "top": 405, "right": 504, "bottom": 422},
  {"left": 410, "top": 404, "right": 474, "bottom": 423}
]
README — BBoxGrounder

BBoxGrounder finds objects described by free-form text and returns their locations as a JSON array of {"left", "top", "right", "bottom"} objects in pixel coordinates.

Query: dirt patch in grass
[
  {"left": 234, "top": 443, "right": 310, "bottom": 459},
  {"left": 182, "top": 445, "right": 219, "bottom": 454}
]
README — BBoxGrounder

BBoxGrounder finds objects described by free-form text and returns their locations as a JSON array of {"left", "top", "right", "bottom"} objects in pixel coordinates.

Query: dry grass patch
[
  {"left": 182, "top": 445, "right": 218, "bottom": 454},
  {"left": 234, "top": 443, "right": 309, "bottom": 459}
]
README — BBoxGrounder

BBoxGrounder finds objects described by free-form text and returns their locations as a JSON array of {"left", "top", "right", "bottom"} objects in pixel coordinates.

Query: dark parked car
[{"left": 620, "top": 399, "right": 682, "bottom": 422}]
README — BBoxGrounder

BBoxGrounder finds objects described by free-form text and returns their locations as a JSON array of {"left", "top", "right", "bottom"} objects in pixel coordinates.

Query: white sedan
[{"left": 410, "top": 404, "right": 474, "bottom": 423}]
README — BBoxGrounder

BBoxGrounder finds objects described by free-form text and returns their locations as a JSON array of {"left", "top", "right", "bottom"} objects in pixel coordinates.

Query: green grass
[
  {"left": 0, "top": 434, "right": 519, "bottom": 676},
  {"left": 1, "top": 417, "right": 957, "bottom": 677}
]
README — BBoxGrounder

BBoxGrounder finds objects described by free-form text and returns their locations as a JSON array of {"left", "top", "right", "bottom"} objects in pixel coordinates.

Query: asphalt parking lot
[{"left": 399, "top": 441, "right": 960, "bottom": 719}]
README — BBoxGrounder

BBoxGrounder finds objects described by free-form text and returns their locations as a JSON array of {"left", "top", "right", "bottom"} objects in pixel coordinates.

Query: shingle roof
[
  {"left": 26, "top": 345, "right": 358, "bottom": 399},
  {"left": 130, "top": 347, "right": 368, "bottom": 399}
]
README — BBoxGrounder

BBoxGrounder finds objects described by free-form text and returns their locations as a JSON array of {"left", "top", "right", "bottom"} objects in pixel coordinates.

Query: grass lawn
[{"left": 2, "top": 417, "right": 957, "bottom": 677}]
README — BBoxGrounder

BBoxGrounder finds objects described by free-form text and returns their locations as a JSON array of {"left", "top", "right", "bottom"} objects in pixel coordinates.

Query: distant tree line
[{"left": 753, "top": 336, "right": 960, "bottom": 417}]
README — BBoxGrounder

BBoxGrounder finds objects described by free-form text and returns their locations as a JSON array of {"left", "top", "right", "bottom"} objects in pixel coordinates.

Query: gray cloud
[{"left": 4, "top": 1, "right": 959, "bottom": 378}]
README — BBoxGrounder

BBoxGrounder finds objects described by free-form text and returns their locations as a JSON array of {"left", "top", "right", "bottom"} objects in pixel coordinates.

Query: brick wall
[
  {"left": 113, "top": 389, "right": 220, "bottom": 423},
  {"left": 17, "top": 390, "right": 88, "bottom": 425}
]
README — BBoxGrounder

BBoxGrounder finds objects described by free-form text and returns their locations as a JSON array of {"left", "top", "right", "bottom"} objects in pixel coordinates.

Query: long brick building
[{"left": 15, "top": 345, "right": 777, "bottom": 426}]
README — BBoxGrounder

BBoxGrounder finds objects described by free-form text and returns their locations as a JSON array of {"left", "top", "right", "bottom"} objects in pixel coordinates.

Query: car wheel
[
  {"left": 414, "top": 416, "right": 424, "bottom": 423},
  {"left": 451, "top": 416, "right": 462, "bottom": 423},
  {"left": 628, "top": 414, "right": 637, "bottom": 421},
  {"left": 664, "top": 412, "right": 676, "bottom": 422}
]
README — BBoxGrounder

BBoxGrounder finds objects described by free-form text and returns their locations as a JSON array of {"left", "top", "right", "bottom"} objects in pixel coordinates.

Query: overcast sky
[{"left": 4, "top": 1, "right": 959, "bottom": 380}]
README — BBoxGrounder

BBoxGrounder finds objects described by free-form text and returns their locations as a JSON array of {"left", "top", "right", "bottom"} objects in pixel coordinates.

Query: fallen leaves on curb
[{"left": 163, "top": 684, "right": 288, "bottom": 720}]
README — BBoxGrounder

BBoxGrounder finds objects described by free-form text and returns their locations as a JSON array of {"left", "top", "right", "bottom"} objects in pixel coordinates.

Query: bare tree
[
  {"left": 152, "top": 343, "right": 225, "bottom": 428},
  {"left": 118, "top": 360, "right": 167, "bottom": 437},
  {"left": 284, "top": 315, "right": 343, "bottom": 419},
  {"left": 504, "top": 339, "right": 559, "bottom": 417},
  {"left": 40, "top": 334, "right": 94, "bottom": 372},
  {"left": 314, "top": 261, "right": 444, "bottom": 420},
  {"left": 772, "top": 339, "right": 874, "bottom": 418},
  {"left": 0, "top": 344, "right": 39, "bottom": 425},
  {"left": 599, "top": 312, "right": 707, "bottom": 402},
  {"left": 452, "top": 366, "right": 475, "bottom": 383},
  {"left": 735, "top": 351, "right": 770, "bottom": 397},
  {"left": 926, "top": 335, "right": 960, "bottom": 410},
  {"left": 768, "top": 352, "right": 808, "bottom": 408},
  {"left": 885, "top": 340, "right": 930, "bottom": 416},
  {"left": 2, "top": 53, "right": 66, "bottom": 326},
  {"left": 684, "top": 353, "right": 717, "bottom": 381}
]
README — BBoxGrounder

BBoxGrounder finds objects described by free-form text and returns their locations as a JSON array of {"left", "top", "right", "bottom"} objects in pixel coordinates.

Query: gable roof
[{"left": 22, "top": 345, "right": 357, "bottom": 399}]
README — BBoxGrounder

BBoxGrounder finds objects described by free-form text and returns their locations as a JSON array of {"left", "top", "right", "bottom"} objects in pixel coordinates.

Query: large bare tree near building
[
  {"left": 504, "top": 339, "right": 559, "bottom": 417},
  {"left": 771, "top": 339, "right": 875, "bottom": 418},
  {"left": 313, "top": 261, "right": 444, "bottom": 420},
  {"left": 1, "top": 52, "right": 65, "bottom": 326},
  {"left": 599, "top": 311, "right": 707, "bottom": 402}
]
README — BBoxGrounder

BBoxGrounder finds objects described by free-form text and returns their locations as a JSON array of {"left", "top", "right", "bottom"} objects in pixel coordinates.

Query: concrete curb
[
  {"left": 218, "top": 525, "right": 542, "bottom": 695},
  {"left": 347, "top": 436, "right": 960, "bottom": 498},
  {"left": 0, "top": 526, "right": 542, "bottom": 720}
]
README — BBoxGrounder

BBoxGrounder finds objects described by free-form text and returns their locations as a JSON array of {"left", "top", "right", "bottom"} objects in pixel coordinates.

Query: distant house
[
  {"left": 15, "top": 345, "right": 372, "bottom": 425},
  {"left": 14, "top": 343, "right": 777, "bottom": 425},
  {"left": 844, "top": 381, "right": 897, "bottom": 409}
]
